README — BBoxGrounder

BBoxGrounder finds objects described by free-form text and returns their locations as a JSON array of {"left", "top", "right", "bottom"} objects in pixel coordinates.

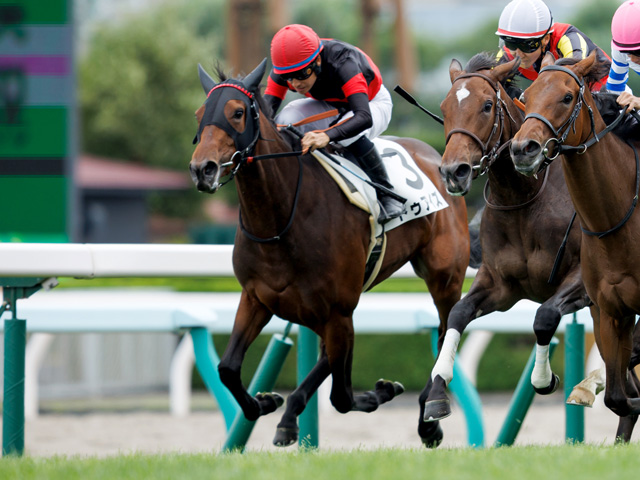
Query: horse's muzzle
[
  {"left": 510, "top": 139, "right": 543, "bottom": 177},
  {"left": 439, "top": 162, "right": 472, "bottom": 196},
  {"left": 190, "top": 160, "right": 220, "bottom": 193}
]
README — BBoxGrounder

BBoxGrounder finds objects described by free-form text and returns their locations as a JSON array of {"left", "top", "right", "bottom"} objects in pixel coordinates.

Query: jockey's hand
[
  {"left": 617, "top": 92, "right": 640, "bottom": 114},
  {"left": 301, "top": 131, "right": 330, "bottom": 154}
]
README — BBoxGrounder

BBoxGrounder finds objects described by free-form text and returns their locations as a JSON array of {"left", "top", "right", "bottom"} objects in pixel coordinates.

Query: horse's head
[
  {"left": 439, "top": 54, "right": 521, "bottom": 195},
  {"left": 511, "top": 51, "right": 604, "bottom": 176},
  {"left": 189, "top": 59, "right": 267, "bottom": 193}
]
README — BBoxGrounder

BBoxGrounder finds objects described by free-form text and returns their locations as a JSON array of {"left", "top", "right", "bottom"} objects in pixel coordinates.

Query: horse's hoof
[
  {"left": 420, "top": 423, "right": 444, "bottom": 449},
  {"left": 375, "top": 379, "right": 405, "bottom": 398},
  {"left": 273, "top": 427, "right": 299, "bottom": 447},
  {"left": 256, "top": 392, "right": 285, "bottom": 415},
  {"left": 566, "top": 386, "right": 595, "bottom": 407},
  {"left": 533, "top": 373, "right": 559, "bottom": 395},
  {"left": 423, "top": 398, "right": 451, "bottom": 422}
]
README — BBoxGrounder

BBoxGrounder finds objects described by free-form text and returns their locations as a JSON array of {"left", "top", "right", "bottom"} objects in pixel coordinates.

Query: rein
[
  {"left": 446, "top": 72, "right": 519, "bottom": 176},
  {"left": 483, "top": 164, "right": 550, "bottom": 211},
  {"left": 527, "top": 64, "right": 639, "bottom": 238},
  {"left": 238, "top": 154, "right": 304, "bottom": 243}
]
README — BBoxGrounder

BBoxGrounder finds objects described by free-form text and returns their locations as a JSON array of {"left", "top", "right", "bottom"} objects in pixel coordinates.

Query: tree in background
[{"left": 79, "top": 0, "right": 622, "bottom": 222}]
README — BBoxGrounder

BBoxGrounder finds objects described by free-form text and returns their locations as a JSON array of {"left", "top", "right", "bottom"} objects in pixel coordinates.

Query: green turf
[{"left": 0, "top": 444, "right": 636, "bottom": 480}]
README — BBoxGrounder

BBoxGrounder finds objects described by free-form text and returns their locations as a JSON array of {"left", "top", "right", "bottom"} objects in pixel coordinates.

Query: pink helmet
[{"left": 612, "top": 1, "right": 640, "bottom": 50}]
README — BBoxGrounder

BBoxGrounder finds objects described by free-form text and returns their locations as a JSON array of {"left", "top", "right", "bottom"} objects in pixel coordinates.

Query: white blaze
[{"left": 456, "top": 82, "right": 470, "bottom": 104}]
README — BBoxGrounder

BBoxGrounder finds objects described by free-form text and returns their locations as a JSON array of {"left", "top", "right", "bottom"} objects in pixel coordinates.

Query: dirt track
[{"left": 10, "top": 390, "right": 635, "bottom": 457}]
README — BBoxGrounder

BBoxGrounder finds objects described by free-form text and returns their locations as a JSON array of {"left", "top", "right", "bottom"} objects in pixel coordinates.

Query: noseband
[{"left": 445, "top": 73, "right": 518, "bottom": 176}]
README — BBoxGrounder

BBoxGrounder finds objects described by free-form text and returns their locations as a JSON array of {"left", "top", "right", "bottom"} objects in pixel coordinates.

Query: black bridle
[
  {"left": 446, "top": 73, "right": 519, "bottom": 177},
  {"left": 524, "top": 64, "right": 639, "bottom": 239},
  {"left": 198, "top": 83, "right": 304, "bottom": 243}
]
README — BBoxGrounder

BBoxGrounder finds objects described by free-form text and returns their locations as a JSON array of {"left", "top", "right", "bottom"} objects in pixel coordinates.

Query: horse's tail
[{"left": 468, "top": 206, "right": 483, "bottom": 269}]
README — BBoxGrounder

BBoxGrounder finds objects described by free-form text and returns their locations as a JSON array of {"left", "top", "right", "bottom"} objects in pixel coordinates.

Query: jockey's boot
[{"left": 350, "top": 138, "right": 405, "bottom": 224}]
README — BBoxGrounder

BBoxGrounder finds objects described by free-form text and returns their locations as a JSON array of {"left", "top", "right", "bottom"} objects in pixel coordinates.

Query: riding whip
[{"left": 393, "top": 85, "right": 444, "bottom": 125}]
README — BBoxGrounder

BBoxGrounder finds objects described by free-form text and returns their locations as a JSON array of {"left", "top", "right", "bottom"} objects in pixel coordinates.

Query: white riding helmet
[{"left": 496, "top": 0, "right": 554, "bottom": 39}]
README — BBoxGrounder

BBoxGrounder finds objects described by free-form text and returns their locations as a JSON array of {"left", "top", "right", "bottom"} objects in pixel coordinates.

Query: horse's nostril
[
  {"left": 203, "top": 161, "right": 217, "bottom": 176},
  {"left": 454, "top": 164, "right": 471, "bottom": 180},
  {"left": 524, "top": 141, "right": 540, "bottom": 155}
]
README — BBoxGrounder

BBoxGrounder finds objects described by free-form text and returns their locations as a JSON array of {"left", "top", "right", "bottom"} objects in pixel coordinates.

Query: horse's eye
[
  {"left": 483, "top": 101, "right": 493, "bottom": 113},
  {"left": 233, "top": 109, "right": 244, "bottom": 119},
  {"left": 562, "top": 93, "right": 573, "bottom": 104}
]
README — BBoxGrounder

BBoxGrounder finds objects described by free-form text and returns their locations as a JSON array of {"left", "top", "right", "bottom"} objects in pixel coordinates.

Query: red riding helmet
[{"left": 271, "top": 24, "right": 324, "bottom": 75}]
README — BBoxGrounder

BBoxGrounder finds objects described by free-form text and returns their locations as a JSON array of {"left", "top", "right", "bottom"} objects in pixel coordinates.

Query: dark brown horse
[
  {"left": 510, "top": 51, "right": 640, "bottom": 435},
  {"left": 189, "top": 59, "right": 471, "bottom": 447},
  {"left": 422, "top": 53, "right": 594, "bottom": 433}
]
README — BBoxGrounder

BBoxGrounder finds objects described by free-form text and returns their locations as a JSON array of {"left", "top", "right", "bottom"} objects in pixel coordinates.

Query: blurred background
[
  {"left": 0, "top": 0, "right": 627, "bottom": 406},
  {"left": 0, "top": 0, "right": 632, "bottom": 247}
]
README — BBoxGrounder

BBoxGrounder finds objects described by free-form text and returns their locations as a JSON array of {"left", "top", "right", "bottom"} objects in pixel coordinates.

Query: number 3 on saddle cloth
[{"left": 312, "top": 137, "right": 449, "bottom": 290}]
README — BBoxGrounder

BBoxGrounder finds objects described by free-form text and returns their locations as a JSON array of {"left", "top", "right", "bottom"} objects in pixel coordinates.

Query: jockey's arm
[{"left": 325, "top": 92, "right": 373, "bottom": 142}]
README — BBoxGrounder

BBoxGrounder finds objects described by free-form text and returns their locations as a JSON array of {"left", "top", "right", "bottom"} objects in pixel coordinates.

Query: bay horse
[
  {"left": 189, "top": 59, "right": 471, "bottom": 447},
  {"left": 510, "top": 51, "right": 640, "bottom": 436},
  {"left": 422, "top": 53, "right": 594, "bottom": 432}
]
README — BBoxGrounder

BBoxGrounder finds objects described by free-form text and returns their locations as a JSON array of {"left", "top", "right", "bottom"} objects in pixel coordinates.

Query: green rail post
[
  {"left": 1, "top": 278, "right": 48, "bottom": 457},
  {"left": 564, "top": 314, "right": 585, "bottom": 443},
  {"left": 430, "top": 328, "right": 484, "bottom": 447},
  {"left": 495, "top": 336, "right": 559, "bottom": 446},
  {"left": 189, "top": 328, "right": 240, "bottom": 430},
  {"left": 2, "top": 317, "right": 26, "bottom": 456},
  {"left": 222, "top": 331, "right": 293, "bottom": 452},
  {"left": 297, "top": 326, "right": 319, "bottom": 449}
]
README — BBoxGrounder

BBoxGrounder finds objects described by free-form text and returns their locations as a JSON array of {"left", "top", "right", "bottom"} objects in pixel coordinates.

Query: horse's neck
[
  {"left": 234, "top": 122, "right": 309, "bottom": 234},
  {"left": 487, "top": 102, "right": 542, "bottom": 204},
  {"left": 563, "top": 129, "right": 635, "bottom": 233}
]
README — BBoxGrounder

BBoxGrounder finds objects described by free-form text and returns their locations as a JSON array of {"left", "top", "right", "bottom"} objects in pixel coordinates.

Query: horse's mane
[
  {"left": 554, "top": 57, "right": 610, "bottom": 90},
  {"left": 592, "top": 92, "right": 640, "bottom": 140},
  {"left": 464, "top": 52, "right": 522, "bottom": 98}
]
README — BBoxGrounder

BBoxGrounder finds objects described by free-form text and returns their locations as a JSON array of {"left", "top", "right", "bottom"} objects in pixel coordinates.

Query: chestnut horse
[
  {"left": 189, "top": 60, "right": 471, "bottom": 447},
  {"left": 423, "top": 53, "right": 599, "bottom": 436},
  {"left": 511, "top": 51, "right": 640, "bottom": 435}
]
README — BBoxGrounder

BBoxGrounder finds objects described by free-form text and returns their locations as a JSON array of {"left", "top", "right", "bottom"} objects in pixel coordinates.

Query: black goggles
[
  {"left": 501, "top": 36, "right": 542, "bottom": 54},
  {"left": 620, "top": 49, "right": 640, "bottom": 57},
  {"left": 281, "top": 65, "right": 315, "bottom": 82}
]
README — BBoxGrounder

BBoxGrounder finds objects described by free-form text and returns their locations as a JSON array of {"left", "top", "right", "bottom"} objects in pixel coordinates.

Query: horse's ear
[
  {"left": 243, "top": 58, "right": 268, "bottom": 92},
  {"left": 198, "top": 64, "right": 216, "bottom": 94},
  {"left": 573, "top": 50, "right": 597, "bottom": 78},
  {"left": 492, "top": 57, "right": 521, "bottom": 83},
  {"left": 541, "top": 52, "right": 555, "bottom": 68},
  {"left": 449, "top": 59, "right": 463, "bottom": 84}
]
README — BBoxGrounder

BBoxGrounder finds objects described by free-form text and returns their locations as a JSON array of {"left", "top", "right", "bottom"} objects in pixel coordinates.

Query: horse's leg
[
  {"left": 566, "top": 366, "right": 605, "bottom": 407},
  {"left": 218, "top": 291, "right": 282, "bottom": 421},
  {"left": 420, "top": 271, "right": 506, "bottom": 449},
  {"left": 531, "top": 273, "right": 590, "bottom": 394},
  {"left": 615, "top": 367, "right": 640, "bottom": 443},
  {"left": 421, "top": 274, "right": 502, "bottom": 418},
  {"left": 273, "top": 347, "right": 331, "bottom": 447},
  {"left": 324, "top": 316, "right": 403, "bottom": 415},
  {"left": 613, "top": 321, "right": 640, "bottom": 442},
  {"left": 600, "top": 312, "right": 638, "bottom": 417}
]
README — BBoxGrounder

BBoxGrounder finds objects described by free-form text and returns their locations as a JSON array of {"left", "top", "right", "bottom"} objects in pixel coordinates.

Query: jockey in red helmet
[
  {"left": 265, "top": 24, "right": 404, "bottom": 224},
  {"left": 608, "top": 0, "right": 640, "bottom": 113},
  {"left": 495, "top": 0, "right": 610, "bottom": 91}
]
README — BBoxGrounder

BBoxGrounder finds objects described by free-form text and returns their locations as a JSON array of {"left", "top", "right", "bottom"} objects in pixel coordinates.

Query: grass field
[{"left": 1, "top": 444, "right": 637, "bottom": 480}]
